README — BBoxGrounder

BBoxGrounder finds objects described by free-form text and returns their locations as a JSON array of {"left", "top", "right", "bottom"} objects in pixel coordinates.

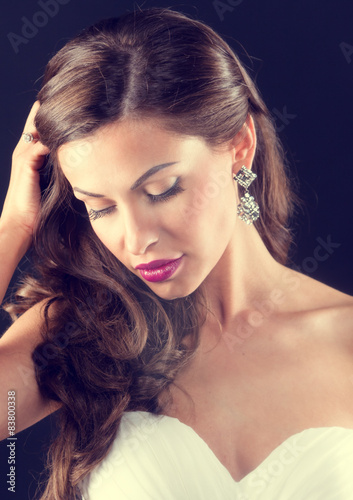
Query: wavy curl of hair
[{"left": 3, "top": 7, "right": 300, "bottom": 499}]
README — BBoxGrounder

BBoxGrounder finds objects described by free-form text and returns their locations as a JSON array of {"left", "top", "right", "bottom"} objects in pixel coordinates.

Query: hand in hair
[{"left": 1, "top": 100, "right": 50, "bottom": 242}]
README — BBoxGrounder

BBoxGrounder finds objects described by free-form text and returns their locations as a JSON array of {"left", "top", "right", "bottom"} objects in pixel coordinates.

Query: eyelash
[{"left": 88, "top": 178, "right": 185, "bottom": 222}]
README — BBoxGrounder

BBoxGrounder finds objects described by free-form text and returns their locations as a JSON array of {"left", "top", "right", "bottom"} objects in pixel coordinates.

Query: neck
[{"left": 202, "top": 220, "right": 289, "bottom": 333}]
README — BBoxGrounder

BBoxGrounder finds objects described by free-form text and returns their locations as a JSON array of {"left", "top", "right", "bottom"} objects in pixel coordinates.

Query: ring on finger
[{"left": 22, "top": 132, "right": 35, "bottom": 143}]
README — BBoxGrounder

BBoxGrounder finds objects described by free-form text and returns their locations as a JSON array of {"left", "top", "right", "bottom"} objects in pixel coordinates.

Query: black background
[{"left": 1, "top": 0, "right": 352, "bottom": 498}]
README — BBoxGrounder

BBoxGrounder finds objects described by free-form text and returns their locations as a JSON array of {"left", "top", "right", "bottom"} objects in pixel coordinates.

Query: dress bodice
[{"left": 80, "top": 410, "right": 353, "bottom": 499}]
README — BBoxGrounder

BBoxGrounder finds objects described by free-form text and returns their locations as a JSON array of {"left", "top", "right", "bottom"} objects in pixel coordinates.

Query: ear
[{"left": 231, "top": 114, "right": 257, "bottom": 176}]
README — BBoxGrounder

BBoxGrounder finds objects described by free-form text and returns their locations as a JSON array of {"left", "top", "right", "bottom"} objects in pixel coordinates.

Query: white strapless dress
[{"left": 79, "top": 411, "right": 353, "bottom": 499}]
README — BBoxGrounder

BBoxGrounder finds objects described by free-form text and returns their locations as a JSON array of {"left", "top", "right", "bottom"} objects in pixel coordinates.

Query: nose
[{"left": 122, "top": 204, "right": 159, "bottom": 255}]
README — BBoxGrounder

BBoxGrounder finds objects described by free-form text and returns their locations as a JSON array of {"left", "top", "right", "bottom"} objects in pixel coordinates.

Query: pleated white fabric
[{"left": 79, "top": 411, "right": 353, "bottom": 500}]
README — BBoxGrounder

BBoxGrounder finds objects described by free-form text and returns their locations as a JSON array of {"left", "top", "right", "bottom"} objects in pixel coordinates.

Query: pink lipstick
[{"left": 135, "top": 256, "right": 183, "bottom": 282}]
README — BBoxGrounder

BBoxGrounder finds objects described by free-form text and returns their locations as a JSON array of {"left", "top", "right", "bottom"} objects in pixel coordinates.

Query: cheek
[
  {"left": 182, "top": 179, "right": 235, "bottom": 225},
  {"left": 174, "top": 185, "right": 234, "bottom": 249}
]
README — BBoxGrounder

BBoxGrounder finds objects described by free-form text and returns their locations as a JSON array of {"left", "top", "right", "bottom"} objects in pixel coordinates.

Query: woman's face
[{"left": 57, "top": 118, "right": 242, "bottom": 300}]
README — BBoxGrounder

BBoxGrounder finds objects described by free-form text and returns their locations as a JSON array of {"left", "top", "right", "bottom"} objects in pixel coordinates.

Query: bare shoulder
[
  {"left": 324, "top": 291, "right": 353, "bottom": 352},
  {"left": 287, "top": 269, "right": 353, "bottom": 349}
]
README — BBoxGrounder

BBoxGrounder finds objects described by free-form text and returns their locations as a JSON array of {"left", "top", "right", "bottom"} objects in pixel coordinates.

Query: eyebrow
[{"left": 73, "top": 162, "right": 179, "bottom": 198}]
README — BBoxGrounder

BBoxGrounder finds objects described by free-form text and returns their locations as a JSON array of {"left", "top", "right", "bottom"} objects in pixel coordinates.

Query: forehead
[{"left": 57, "top": 118, "right": 206, "bottom": 176}]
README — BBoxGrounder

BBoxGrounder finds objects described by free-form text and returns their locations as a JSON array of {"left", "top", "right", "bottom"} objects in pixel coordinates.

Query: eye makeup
[{"left": 88, "top": 178, "right": 185, "bottom": 221}]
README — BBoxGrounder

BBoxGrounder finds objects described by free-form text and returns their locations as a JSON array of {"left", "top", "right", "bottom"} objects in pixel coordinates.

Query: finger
[
  {"left": 18, "top": 101, "right": 50, "bottom": 157},
  {"left": 31, "top": 140, "right": 51, "bottom": 159},
  {"left": 21, "top": 101, "right": 42, "bottom": 143},
  {"left": 14, "top": 139, "right": 51, "bottom": 167},
  {"left": 22, "top": 101, "right": 41, "bottom": 135}
]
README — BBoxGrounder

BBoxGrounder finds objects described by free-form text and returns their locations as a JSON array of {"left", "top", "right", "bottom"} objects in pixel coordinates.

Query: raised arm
[
  {"left": 0, "top": 101, "right": 62, "bottom": 440},
  {"left": 0, "top": 100, "right": 49, "bottom": 305}
]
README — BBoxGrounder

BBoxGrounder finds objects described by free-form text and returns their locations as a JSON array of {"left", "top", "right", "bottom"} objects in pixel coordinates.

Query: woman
[{"left": 1, "top": 6, "right": 353, "bottom": 500}]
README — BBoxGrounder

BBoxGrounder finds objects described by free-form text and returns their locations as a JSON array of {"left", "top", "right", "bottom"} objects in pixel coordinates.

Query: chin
[{"left": 149, "top": 281, "right": 200, "bottom": 301}]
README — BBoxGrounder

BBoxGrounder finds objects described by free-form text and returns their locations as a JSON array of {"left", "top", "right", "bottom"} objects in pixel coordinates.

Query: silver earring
[{"left": 233, "top": 165, "right": 260, "bottom": 225}]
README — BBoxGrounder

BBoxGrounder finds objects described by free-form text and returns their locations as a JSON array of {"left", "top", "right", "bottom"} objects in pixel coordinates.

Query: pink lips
[{"left": 136, "top": 256, "right": 183, "bottom": 282}]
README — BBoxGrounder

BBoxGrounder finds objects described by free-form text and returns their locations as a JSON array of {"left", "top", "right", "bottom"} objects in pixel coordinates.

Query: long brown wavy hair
[{"left": 3, "top": 7, "right": 300, "bottom": 499}]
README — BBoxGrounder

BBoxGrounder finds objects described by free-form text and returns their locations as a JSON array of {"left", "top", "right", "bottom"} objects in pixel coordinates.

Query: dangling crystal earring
[{"left": 233, "top": 165, "right": 260, "bottom": 225}]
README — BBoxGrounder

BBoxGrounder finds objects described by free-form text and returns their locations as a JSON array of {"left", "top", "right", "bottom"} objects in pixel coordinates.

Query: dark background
[{"left": 1, "top": 0, "right": 352, "bottom": 498}]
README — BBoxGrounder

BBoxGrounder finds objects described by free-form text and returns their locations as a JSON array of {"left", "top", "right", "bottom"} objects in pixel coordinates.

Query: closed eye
[
  {"left": 147, "top": 178, "right": 185, "bottom": 202},
  {"left": 88, "top": 178, "right": 185, "bottom": 221}
]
